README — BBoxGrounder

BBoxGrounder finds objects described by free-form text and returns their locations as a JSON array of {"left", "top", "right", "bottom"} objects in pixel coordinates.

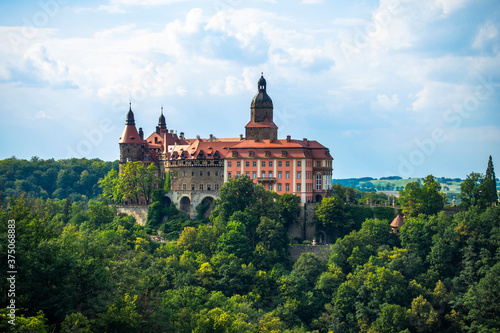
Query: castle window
[
  {"left": 232, "top": 151, "right": 238, "bottom": 157},
  {"left": 207, "top": 184, "right": 211, "bottom": 191},
  {"left": 246, "top": 161, "right": 249, "bottom": 167},
  {"left": 286, "top": 183, "right": 290, "bottom": 192},
  {"left": 200, "top": 171, "right": 203, "bottom": 176},
  {"left": 286, "top": 172, "right": 290, "bottom": 179},
  {"left": 262, "top": 161, "right": 265, "bottom": 167},
  {"left": 127, "top": 149, "right": 130, "bottom": 153},
  {"left": 316, "top": 173, "right": 322, "bottom": 190},
  {"left": 278, "top": 172, "right": 282, "bottom": 179},
  {"left": 317, "top": 161, "right": 321, "bottom": 167},
  {"left": 297, "top": 161, "right": 301, "bottom": 167},
  {"left": 192, "top": 171, "right": 194, "bottom": 176},
  {"left": 191, "top": 184, "right": 195, "bottom": 190},
  {"left": 228, "top": 162, "right": 232, "bottom": 167},
  {"left": 297, "top": 172, "right": 301, "bottom": 179},
  {"left": 228, "top": 173, "right": 232, "bottom": 179},
  {"left": 262, "top": 171, "right": 265, "bottom": 178},
  {"left": 237, "top": 172, "right": 241, "bottom": 177},
  {"left": 268, "top": 184, "right": 272, "bottom": 190},
  {"left": 286, "top": 161, "right": 290, "bottom": 167},
  {"left": 253, "top": 161, "right": 257, "bottom": 167},
  {"left": 278, "top": 183, "right": 282, "bottom": 191},
  {"left": 215, "top": 184, "right": 219, "bottom": 190},
  {"left": 246, "top": 172, "right": 249, "bottom": 177},
  {"left": 269, "top": 171, "right": 273, "bottom": 178},
  {"left": 183, "top": 171, "right": 186, "bottom": 176},
  {"left": 249, "top": 151, "right": 255, "bottom": 157},
  {"left": 278, "top": 161, "right": 282, "bottom": 167},
  {"left": 215, "top": 171, "right": 219, "bottom": 177},
  {"left": 207, "top": 171, "right": 210, "bottom": 176},
  {"left": 237, "top": 161, "right": 241, "bottom": 167},
  {"left": 297, "top": 183, "right": 301, "bottom": 192},
  {"left": 265, "top": 151, "right": 271, "bottom": 157},
  {"left": 199, "top": 184, "right": 204, "bottom": 190},
  {"left": 253, "top": 172, "right": 256, "bottom": 179},
  {"left": 269, "top": 161, "right": 272, "bottom": 167},
  {"left": 282, "top": 151, "right": 287, "bottom": 157},
  {"left": 182, "top": 184, "right": 187, "bottom": 190}
]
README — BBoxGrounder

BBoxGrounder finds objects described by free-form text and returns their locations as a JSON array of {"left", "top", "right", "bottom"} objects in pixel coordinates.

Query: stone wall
[
  {"left": 287, "top": 203, "right": 318, "bottom": 242},
  {"left": 116, "top": 205, "right": 149, "bottom": 226},
  {"left": 289, "top": 245, "right": 331, "bottom": 261}
]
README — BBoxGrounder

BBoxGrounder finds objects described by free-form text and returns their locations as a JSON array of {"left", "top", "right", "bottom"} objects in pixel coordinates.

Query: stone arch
[
  {"left": 180, "top": 196, "right": 191, "bottom": 214},
  {"left": 163, "top": 196, "right": 172, "bottom": 207},
  {"left": 315, "top": 194, "right": 323, "bottom": 203},
  {"left": 317, "top": 231, "right": 326, "bottom": 244},
  {"left": 198, "top": 196, "right": 215, "bottom": 218}
]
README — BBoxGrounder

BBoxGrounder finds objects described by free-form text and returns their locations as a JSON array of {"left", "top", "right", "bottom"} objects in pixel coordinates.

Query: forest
[{"left": 0, "top": 156, "right": 499, "bottom": 332}]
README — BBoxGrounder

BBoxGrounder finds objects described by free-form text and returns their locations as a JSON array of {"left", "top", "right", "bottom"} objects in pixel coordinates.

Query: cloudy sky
[{"left": 1, "top": 0, "right": 499, "bottom": 179}]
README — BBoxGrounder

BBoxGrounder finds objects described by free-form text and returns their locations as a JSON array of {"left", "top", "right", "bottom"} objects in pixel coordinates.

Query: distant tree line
[{"left": 0, "top": 157, "right": 118, "bottom": 202}]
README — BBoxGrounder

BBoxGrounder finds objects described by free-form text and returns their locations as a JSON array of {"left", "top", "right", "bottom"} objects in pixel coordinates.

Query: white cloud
[
  {"left": 36, "top": 111, "right": 52, "bottom": 119},
  {"left": 301, "top": 0, "right": 325, "bottom": 4},
  {"left": 109, "top": 0, "right": 189, "bottom": 5},
  {"left": 371, "top": 94, "right": 399, "bottom": 111},
  {"left": 472, "top": 21, "right": 498, "bottom": 49}
]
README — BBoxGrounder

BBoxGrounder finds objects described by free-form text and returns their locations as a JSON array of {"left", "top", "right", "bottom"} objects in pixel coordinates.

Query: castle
[{"left": 119, "top": 74, "right": 333, "bottom": 216}]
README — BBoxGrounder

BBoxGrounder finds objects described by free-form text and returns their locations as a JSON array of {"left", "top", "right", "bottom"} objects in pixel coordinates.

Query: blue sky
[{"left": 0, "top": 0, "right": 499, "bottom": 179}]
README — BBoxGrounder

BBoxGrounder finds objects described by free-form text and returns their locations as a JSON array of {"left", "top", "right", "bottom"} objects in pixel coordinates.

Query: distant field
[{"left": 331, "top": 177, "right": 487, "bottom": 201}]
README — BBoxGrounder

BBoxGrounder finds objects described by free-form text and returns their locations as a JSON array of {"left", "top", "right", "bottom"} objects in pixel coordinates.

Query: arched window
[{"left": 316, "top": 173, "right": 322, "bottom": 190}]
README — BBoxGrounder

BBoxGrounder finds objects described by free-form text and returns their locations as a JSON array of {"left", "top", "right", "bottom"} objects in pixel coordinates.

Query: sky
[{"left": 0, "top": 0, "right": 499, "bottom": 179}]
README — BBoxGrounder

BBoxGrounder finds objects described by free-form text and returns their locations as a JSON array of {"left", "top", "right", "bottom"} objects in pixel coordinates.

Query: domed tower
[
  {"left": 156, "top": 106, "right": 167, "bottom": 135},
  {"left": 245, "top": 73, "right": 278, "bottom": 141},
  {"left": 119, "top": 103, "right": 144, "bottom": 172}
]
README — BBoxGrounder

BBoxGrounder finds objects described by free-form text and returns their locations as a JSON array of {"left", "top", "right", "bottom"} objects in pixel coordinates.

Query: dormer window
[
  {"left": 232, "top": 151, "right": 238, "bottom": 157},
  {"left": 265, "top": 151, "right": 271, "bottom": 157},
  {"left": 281, "top": 151, "right": 287, "bottom": 157},
  {"left": 249, "top": 151, "right": 255, "bottom": 157}
]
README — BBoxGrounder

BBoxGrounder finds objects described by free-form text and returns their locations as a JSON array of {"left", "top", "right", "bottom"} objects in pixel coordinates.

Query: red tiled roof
[
  {"left": 245, "top": 119, "right": 278, "bottom": 129},
  {"left": 119, "top": 125, "right": 144, "bottom": 144}
]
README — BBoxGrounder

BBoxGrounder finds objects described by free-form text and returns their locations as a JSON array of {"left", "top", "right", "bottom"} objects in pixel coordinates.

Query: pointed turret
[
  {"left": 119, "top": 103, "right": 144, "bottom": 172},
  {"left": 156, "top": 106, "right": 167, "bottom": 134}
]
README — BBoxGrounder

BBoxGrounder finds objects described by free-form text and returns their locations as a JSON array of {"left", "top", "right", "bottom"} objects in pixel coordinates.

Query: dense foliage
[
  {"left": 0, "top": 159, "right": 499, "bottom": 332},
  {"left": 0, "top": 157, "right": 118, "bottom": 202}
]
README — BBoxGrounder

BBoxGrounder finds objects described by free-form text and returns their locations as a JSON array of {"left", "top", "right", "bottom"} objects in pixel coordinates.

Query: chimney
[
  {"left": 240, "top": 134, "right": 244, "bottom": 141},
  {"left": 139, "top": 127, "right": 144, "bottom": 140},
  {"left": 196, "top": 135, "right": 200, "bottom": 139},
  {"left": 170, "top": 129, "right": 174, "bottom": 133},
  {"left": 286, "top": 135, "right": 291, "bottom": 142},
  {"left": 209, "top": 134, "right": 213, "bottom": 142},
  {"left": 180, "top": 132, "right": 184, "bottom": 139}
]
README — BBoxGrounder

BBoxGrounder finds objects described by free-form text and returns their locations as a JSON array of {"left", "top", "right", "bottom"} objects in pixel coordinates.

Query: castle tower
[
  {"left": 156, "top": 106, "right": 167, "bottom": 135},
  {"left": 245, "top": 73, "right": 278, "bottom": 141},
  {"left": 119, "top": 103, "right": 144, "bottom": 172}
]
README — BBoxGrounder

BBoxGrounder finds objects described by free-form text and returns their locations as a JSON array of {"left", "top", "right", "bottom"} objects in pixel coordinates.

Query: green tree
[
  {"left": 483, "top": 155, "right": 498, "bottom": 205},
  {"left": 278, "top": 193, "right": 301, "bottom": 228},
  {"left": 94, "top": 294, "right": 141, "bottom": 333},
  {"left": 120, "top": 162, "right": 160, "bottom": 205},
  {"left": 459, "top": 172, "right": 484, "bottom": 209},
  {"left": 61, "top": 312, "right": 93, "bottom": 333},
  {"left": 99, "top": 169, "right": 123, "bottom": 204},
  {"left": 313, "top": 196, "right": 354, "bottom": 239},
  {"left": 399, "top": 175, "right": 445, "bottom": 217},
  {"left": 462, "top": 261, "right": 500, "bottom": 331}
]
